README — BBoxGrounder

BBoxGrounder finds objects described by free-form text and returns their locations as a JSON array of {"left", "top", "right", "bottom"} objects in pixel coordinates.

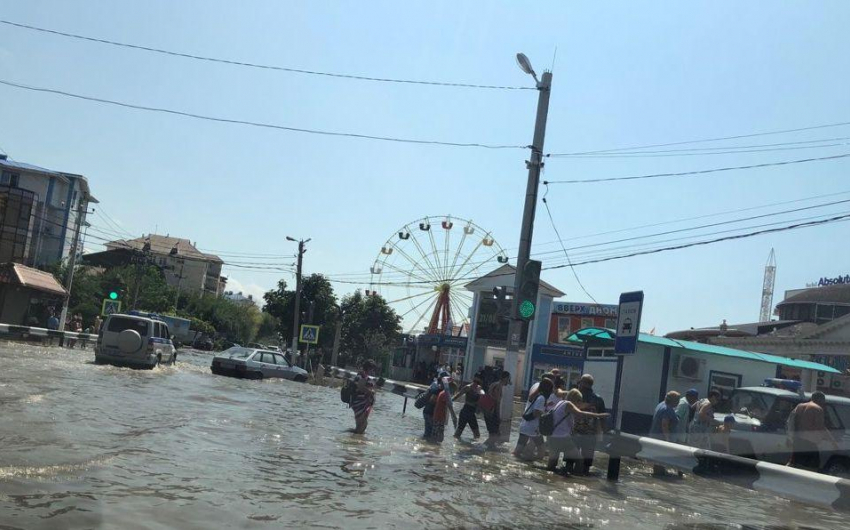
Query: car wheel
[
  {"left": 250, "top": 371, "right": 263, "bottom": 380},
  {"left": 824, "top": 457, "right": 850, "bottom": 479},
  {"left": 294, "top": 374, "right": 308, "bottom": 383}
]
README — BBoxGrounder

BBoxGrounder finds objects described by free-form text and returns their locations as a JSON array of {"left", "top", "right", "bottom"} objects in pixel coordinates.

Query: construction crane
[{"left": 759, "top": 248, "right": 777, "bottom": 322}]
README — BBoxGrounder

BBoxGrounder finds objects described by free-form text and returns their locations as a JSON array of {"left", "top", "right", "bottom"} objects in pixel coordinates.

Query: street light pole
[
  {"left": 287, "top": 237, "right": 309, "bottom": 362},
  {"left": 500, "top": 56, "right": 552, "bottom": 441},
  {"left": 59, "top": 197, "right": 88, "bottom": 331}
]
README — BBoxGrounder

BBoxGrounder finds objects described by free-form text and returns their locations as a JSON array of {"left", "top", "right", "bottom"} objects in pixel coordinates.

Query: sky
[{"left": 1, "top": 1, "right": 849, "bottom": 334}]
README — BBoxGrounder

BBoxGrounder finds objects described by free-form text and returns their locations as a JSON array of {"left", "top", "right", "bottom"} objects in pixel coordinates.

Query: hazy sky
[{"left": 1, "top": 1, "right": 849, "bottom": 334}]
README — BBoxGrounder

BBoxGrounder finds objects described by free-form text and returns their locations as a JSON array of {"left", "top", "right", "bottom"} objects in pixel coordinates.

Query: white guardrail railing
[{"left": 0, "top": 323, "right": 98, "bottom": 343}]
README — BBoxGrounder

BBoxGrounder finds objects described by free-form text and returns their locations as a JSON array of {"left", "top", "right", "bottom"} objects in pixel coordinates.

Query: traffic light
[
  {"left": 109, "top": 290, "right": 119, "bottom": 300},
  {"left": 514, "top": 259, "right": 541, "bottom": 321},
  {"left": 493, "top": 286, "right": 510, "bottom": 320}
]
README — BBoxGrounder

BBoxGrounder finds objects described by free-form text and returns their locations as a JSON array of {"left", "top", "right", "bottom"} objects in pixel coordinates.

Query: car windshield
[
  {"left": 105, "top": 317, "right": 148, "bottom": 336},
  {"left": 730, "top": 391, "right": 778, "bottom": 421},
  {"left": 225, "top": 347, "right": 254, "bottom": 360}
]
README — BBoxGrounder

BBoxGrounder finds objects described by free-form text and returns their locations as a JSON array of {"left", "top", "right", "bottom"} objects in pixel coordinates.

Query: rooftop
[
  {"left": 464, "top": 263, "right": 565, "bottom": 297},
  {"left": 0, "top": 262, "right": 67, "bottom": 297},
  {"left": 106, "top": 234, "right": 223, "bottom": 264},
  {"left": 567, "top": 326, "right": 840, "bottom": 374},
  {"left": 0, "top": 155, "right": 98, "bottom": 204},
  {"left": 777, "top": 284, "right": 850, "bottom": 306}
]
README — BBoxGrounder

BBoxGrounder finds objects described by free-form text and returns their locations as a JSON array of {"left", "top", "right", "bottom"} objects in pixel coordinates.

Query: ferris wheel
[{"left": 368, "top": 215, "right": 508, "bottom": 335}]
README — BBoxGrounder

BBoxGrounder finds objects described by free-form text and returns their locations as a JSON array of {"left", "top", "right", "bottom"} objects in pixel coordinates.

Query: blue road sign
[
  {"left": 299, "top": 324, "right": 320, "bottom": 345},
  {"left": 614, "top": 291, "right": 643, "bottom": 355}
]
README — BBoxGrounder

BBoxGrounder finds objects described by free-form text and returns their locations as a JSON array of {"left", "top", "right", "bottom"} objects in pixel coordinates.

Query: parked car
[
  {"left": 95, "top": 314, "right": 177, "bottom": 369},
  {"left": 210, "top": 347, "right": 309, "bottom": 382},
  {"left": 193, "top": 336, "right": 214, "bottom": 351},
  {"left": 715, "top": 382, "right": 850, "bottom": 478}
]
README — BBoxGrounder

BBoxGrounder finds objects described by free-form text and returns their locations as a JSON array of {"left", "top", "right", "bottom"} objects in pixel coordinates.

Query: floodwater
[{"left": 0, "top": 343, "right": 844, "bottom": 529}]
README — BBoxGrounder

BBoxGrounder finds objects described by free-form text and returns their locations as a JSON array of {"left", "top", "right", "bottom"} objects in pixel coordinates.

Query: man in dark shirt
[{"left": 572, "top": 374, "right": 607, "bottom": 475}]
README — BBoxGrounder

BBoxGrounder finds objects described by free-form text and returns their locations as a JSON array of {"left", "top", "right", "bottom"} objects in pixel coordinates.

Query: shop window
[
  {"left": 580, "top": 317, "right": 594, "bottom": 329},
  {"left": 604, "top": 318, "right": 617, "bottom": 329},
  {"left": 587, "top": 347, "right": 615, "bottom": 359},
  {"left": 834, "top": 306, "right": 850, "bottom": 319},
  {"left": 556, "top": 316, "right": 572, "bottom": 343}
]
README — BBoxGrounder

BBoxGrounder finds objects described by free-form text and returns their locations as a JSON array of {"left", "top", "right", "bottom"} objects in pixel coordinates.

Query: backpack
[
  {"left": 538, "top": 405, "right": 569, "bottom": 436},
  {"left": 340, "top": 380, "right": 357, "bottom": 405},
  {"left": 414, "top": 391, "right": 430, "bottom": 409}
]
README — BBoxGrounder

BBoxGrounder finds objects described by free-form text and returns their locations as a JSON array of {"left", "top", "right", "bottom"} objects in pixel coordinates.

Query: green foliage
[
  {"left": 262, "top": 274, "right": 339, "bottom": 349},
  {"left": 338, "top": 290, "right": 402, "bottom": 366},
  {"left": 54, "top": 263, "right": 177, "bottom": 328},
  {"left": 177, "top": 292, "right": 261, "bottom": 345},
  {"left": 256, "top": 312, "right": 281, "bottom": 342}
]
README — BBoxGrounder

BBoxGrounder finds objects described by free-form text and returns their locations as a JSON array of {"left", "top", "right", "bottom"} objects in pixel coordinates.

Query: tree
[
  {"left": 256, "top": 312, "right": 280, "bottom": 343},
  {"left": 262, "top": 274, "right": 339, "bottom": 350},
  {"left": 338, "top": 290, "right": 402, "bottom": 366}
]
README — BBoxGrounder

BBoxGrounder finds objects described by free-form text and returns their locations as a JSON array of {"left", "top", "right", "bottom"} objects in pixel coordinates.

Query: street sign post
[
  {"left": 101, "top": 299, "right": 122, "bottom": 317},
  {"left": 299, "top": 324, "right": 320, "bottom": 345},
  {"left": 614, "top": 291, "right": 643, "bottom": 355}
]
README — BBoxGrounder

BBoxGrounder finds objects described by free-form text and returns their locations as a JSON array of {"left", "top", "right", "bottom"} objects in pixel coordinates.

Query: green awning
[{"left": 566, "top": 327, "right": 840, "bottom": 374}]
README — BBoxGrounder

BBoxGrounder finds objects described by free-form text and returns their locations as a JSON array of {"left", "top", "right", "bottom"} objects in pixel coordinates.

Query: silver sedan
[{"left": 211, "top": 347, "right": 309, "bottom": 382}]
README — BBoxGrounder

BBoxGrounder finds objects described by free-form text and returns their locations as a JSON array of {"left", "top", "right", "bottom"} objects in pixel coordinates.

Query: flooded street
[{"left": 0, "top": 343, "right": 844, "bottom": 529}]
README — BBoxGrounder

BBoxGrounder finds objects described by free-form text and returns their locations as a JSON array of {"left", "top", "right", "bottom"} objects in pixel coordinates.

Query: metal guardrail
[
  {"left": 606, "top": 431, "right": 850, "bottom": 512},
  {"left": 328, "top": 366, "right": 427, "bottom": 399},
  {"left": 0, "top": 323, "right": 98, "bottom": 343}
]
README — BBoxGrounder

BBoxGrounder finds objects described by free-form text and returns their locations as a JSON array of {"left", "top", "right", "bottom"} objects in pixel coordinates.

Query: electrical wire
[
  {"left": 544, "top": 153, "right": 850, "bottom": 184},
  {"left": 553, "top": 136, "right": 850, "bottom": 156},
  {"left": 548, "top": 121, "right": 850, "bottom": 156},
  {"left": 0, "top": 79, "right": 527, "bottom": 150},
  {"left": 0, "top": 19, "right": 534, "bottom": 91},
  {"left": 540, "top": 183, "right": 599, "bottom": 304},
  {"left": 550, "top": 143, "right": 850, "bottom": 158}
]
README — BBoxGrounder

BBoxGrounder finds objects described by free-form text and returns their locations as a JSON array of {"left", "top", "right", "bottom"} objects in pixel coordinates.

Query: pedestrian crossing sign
[
  {"left": 101, "top": 299, "right": 122, "bottom": 316},
  {"left": 299, "top": 324, "right": 320, "bottom": 344}
]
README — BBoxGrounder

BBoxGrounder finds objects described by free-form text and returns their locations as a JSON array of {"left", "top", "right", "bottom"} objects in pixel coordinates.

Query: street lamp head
[
  {"left": 516, "top": 53, "right": 538, "bottom": 82},
  {"left": 286, "top": 236, "right": 296, "bottom": 242}
]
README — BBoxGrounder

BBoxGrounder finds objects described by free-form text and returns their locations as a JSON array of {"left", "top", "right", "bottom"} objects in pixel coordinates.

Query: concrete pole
[
  {"left": 331, "top": 308, "right": 344, "bottom": 367},
  {"left": 59, "top": 198, "right": 87, "bottom": 331},
  {"left": 500, "top": 70, "right": 552, "bottom": 441},
  {"left": 290, "top": 240, "right": 304, "bottom": 359}
]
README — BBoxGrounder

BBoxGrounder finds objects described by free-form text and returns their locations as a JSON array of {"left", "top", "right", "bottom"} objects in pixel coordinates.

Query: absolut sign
[{"left": 818, "top": 275, "right": 850, "bottom": 286}]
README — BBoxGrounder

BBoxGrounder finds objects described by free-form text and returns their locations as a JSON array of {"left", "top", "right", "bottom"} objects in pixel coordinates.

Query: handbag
[
  {"left": 521, "top": 397, "right": 540, "bottom": 421},
  {"left": 414, "top": 391, "right": 429, "bottom": 409}
]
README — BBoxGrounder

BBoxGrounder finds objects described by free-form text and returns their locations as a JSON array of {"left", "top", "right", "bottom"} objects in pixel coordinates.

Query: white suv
[{"left": 95, "top": 314, "right": 177, "bottom": 369}]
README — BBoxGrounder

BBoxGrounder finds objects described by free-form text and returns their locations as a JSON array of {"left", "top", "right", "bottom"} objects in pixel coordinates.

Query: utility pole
[
  {"left": 287, "top": 236, "right": 309, "bottom": 361},
  {"left": 500, "top": 55, "right": 552, "bottom": 441},
  {"left": 331, "top": 306, "right": 345, "bottom": 367},
  {"left": 59, "top": 197, "right": 88, "bottom": 331}
]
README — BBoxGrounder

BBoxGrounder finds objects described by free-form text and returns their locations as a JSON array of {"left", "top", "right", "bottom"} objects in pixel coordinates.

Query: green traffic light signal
[
  {"left": 109, "top": 291, "right": 119, "bottom": 300},
  {"left": 519, "top": 299, "right": 535, "bottom": 319}
]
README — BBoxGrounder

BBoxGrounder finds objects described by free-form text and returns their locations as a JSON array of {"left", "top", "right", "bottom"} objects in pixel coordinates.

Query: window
[
  {"left": 834, "top": 405, "right": 850, "bottom": 432},
  {"left": 273, "top": 354, "right": 290, "bottom": 366},
  {"left": 226, "top": 347, "right": 253, "bottom": 359},
  {"left": 580, "top": 317, "right": 594, "bottom": 329},
  {"left": 1, "top": 171, "right": 19, "bottom": 186},
  {"left": 106, "top": 317, "right": 149, "bottom": 336},
  {"left": 556, "top": 316, "right": 571, "bottom": 343},
  {"left": 605, "top": 318, "right": 617, "bottom": 329},
  {"left": 825, "top": 405, "right": 843, "bottom": 431},
  {"left": 587, "top": 347, "right": 615, "bottom": 359}
]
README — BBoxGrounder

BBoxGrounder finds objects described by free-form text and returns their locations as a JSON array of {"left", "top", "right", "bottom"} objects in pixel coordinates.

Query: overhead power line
[
  {"left": 544, "top": 153, "right": 850, "bottom": 185},
  {"left": 551, "top": 143, "right": 850, "bottom": 159},
  {"left": 549, "top": 121, "right": 850, "bottom": 156},
  {"left": 337, "top": 213, "right": 850, "bottom": 286},
  {"left": 0, "top": 19, "right": 534, "bottom": 91},
  {"left": 0, "top": 79, "right": 527, "bottom": 150}
]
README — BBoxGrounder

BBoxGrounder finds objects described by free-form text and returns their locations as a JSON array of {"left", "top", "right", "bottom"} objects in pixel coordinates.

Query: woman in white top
[
  {"left": 513, "top": 379, "right": 555, "bottom": 459},
  {"left": 547, "top": 389, "right": 609, "bottom": 473}
]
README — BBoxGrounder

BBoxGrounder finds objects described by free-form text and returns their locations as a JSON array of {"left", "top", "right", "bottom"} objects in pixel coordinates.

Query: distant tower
[{"left": 759, "top": 248, "right": 777, "bottom": 322}]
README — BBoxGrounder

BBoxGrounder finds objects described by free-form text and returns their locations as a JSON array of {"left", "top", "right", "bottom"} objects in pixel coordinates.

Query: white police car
[
  {"left": 95, "top": 314, "right": 177, "bottom": 369},
  {"left": 717, "top": 379, "right": 850, "bottom": 477}
]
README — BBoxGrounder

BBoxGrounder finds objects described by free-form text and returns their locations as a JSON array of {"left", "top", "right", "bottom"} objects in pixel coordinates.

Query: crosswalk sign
[
  {"left": 101, "top": 299, "right": 122, "bottom": 316},
  {"left": 299, "top": 324, "right": 320, "bottom": 344}
]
